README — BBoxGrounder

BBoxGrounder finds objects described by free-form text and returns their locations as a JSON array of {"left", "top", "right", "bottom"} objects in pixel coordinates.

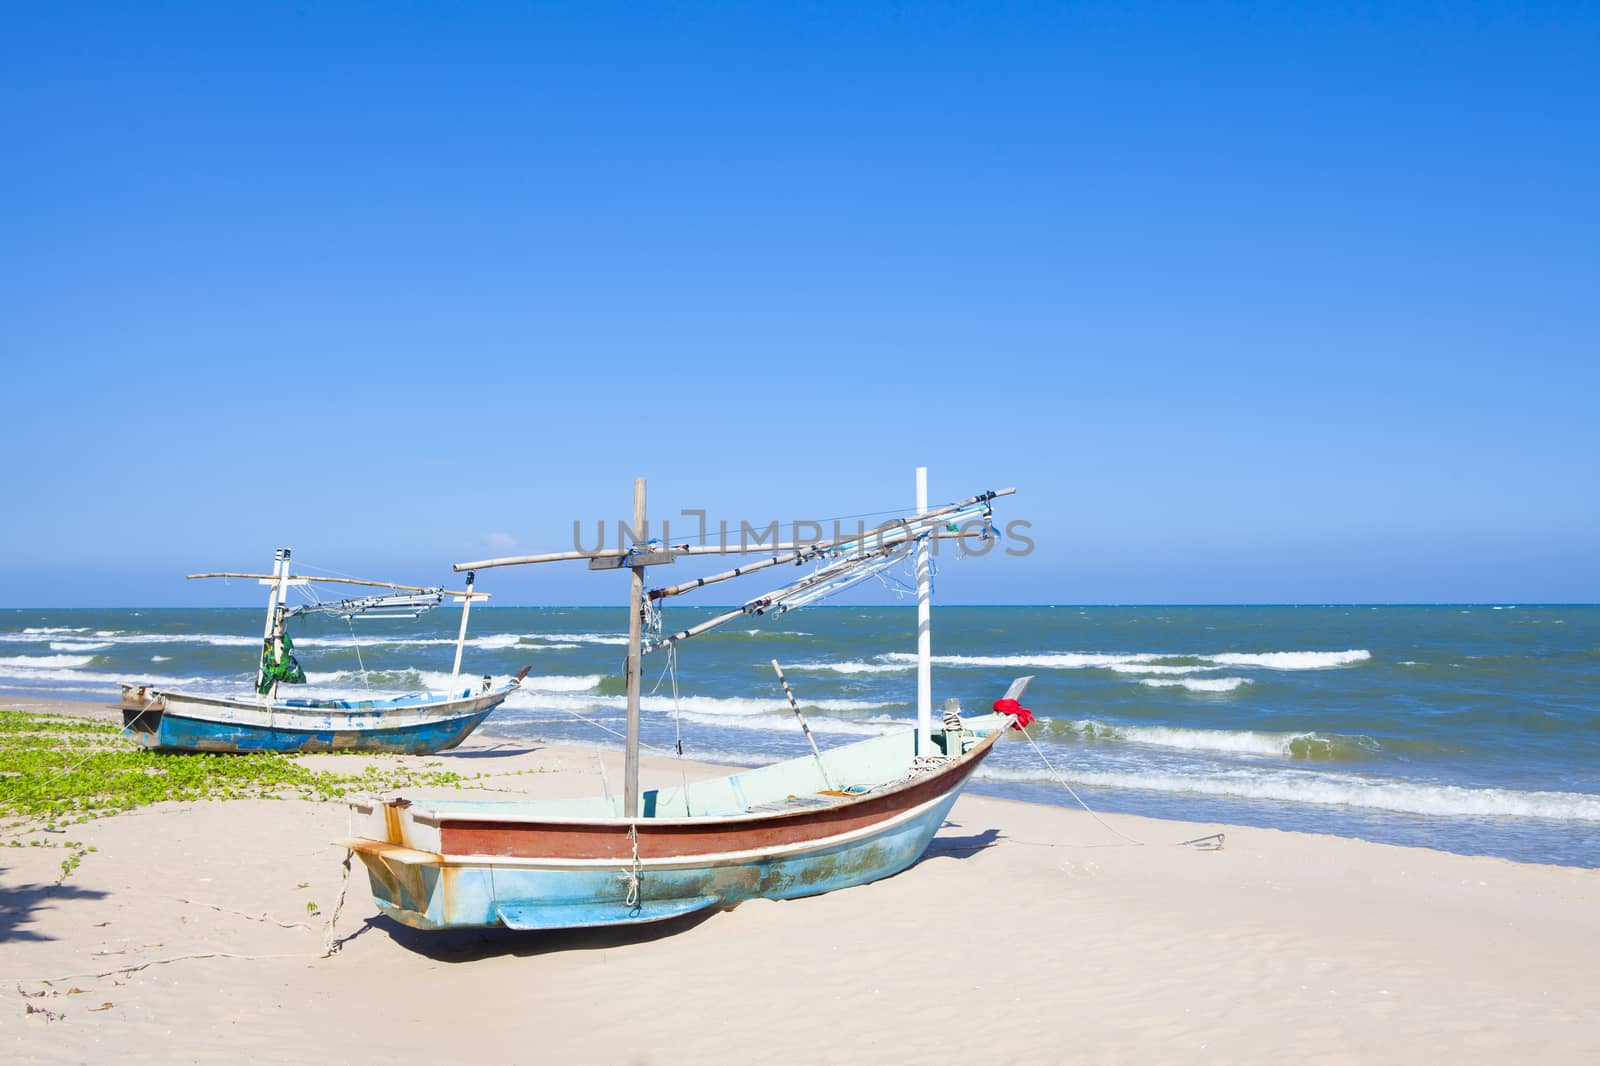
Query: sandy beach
[{"left": 3, "top": 696, "right": 1597, "bottom": 1065}]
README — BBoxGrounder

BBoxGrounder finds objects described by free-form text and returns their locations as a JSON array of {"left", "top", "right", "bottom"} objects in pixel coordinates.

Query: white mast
[
  {"left": 256, "top": 548, "right": 285, "bottom": 692},
  {"left": 270, "top": 547, "right": 293, "bottom": 698},
  {"left": 624, "top": 477, "right": 647, "bottom": 819},
  {"left": 915, "top": 467, "right": 933, "bottom": 754},
  {"left": 451, "top": 570, "right": 476, "bottom": 680}
]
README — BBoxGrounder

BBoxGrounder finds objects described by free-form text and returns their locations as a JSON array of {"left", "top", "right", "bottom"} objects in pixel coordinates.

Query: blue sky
[{"left": 3, "top": 2, "right": 1596, "bottom": 605}]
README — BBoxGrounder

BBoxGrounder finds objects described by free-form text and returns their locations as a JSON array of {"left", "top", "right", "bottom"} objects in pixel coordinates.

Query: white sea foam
[
  {"left": 151, "top": 655, "right": 172, "bottom": 662},
  {"left": 976, "top": 765, "right": 1600, "bottom": 822},
  {"left": 0, "top": 654, "right": 98, "bottom": 669},
  {"left": 0, "top": 664, "right": 224, "bottom": 688},
  {"left": 524, "top": 633, "right": 629, "bottom": 646},
  {"left": 18, "top": 627, "right": 91, "bottom": 636},
  {"left": 1206, "top": 650, "right": 1371, "bottom": 670},
  {"left": 1139, "top": 677, "right": 1251, "bottom": 693},
  {"left": 302, "top": 670, "right": 605, "bottom": 694},
  {"left": 785, "top": 659, "right": 915, "bottom": 675},
  {"left": 1061, "top": 720, "right": 1369, "bottom": 758},
  {"left": 874, "top": 649, "right": 1371, "bottom": 673},
  {"left": 49, "top": 641, "right": 113, "bottom": 652},
  {"left": 674, "top": 710, "right": 893, "bottom": 736},
  {"left": 886, "top": 651, "right": 1165, "bottom": 669},
  {"left": 500, "top": 687, "right": 891, "bottom": 719}
]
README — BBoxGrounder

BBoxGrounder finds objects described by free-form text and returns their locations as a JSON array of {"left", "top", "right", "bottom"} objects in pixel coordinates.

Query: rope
[
  {"left": 1013, "top": 723, "right": 1147, "bottom": 847},
  {"left": 621, "top": 823, "right": 642, "bottom": 909},
  {"left": 321, "top": 849, "right": 353, "bottom": 957},
  {"left": 554, "top": 707, "right": 675, "bottom": 754},
  {"left": 345, "top": 615, "right": 372, "bottom": 692}
]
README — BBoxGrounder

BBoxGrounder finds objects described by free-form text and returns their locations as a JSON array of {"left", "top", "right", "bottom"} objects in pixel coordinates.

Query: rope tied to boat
[
  {"left": 1010, "top": 718, "right": 1146, "bottom": 847},
  {"left": 621, "top": 823, "right": 643, "bottom": 909}
]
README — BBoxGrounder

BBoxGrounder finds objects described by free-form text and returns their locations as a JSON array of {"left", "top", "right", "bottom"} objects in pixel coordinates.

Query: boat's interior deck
[{"left": 412, "top": 715, "right": 1005, "bottom": 821}]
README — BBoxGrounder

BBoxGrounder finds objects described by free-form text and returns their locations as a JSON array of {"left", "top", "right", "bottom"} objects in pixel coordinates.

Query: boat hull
[
  {"left": 119, "top": 683, "right": 514, "bottom": 755},
  {"left": 343, "top": 725, "right": 1002, "bottom": 930}
]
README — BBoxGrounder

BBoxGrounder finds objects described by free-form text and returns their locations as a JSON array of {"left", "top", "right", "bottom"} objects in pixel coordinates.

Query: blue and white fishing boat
[
  {"left": 120, "top": 549, "right": 526, "bottom": 754},
  {"left": 341, "top": 472, "right": 1028, "bottom": 930}
]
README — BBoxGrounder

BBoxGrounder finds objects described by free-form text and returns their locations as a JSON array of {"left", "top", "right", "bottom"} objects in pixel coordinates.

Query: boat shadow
[
  {"left": 0, "top": 867, "right": 110, "bottom": 944},
  {"left": 916, "top": 822, "right": 1002, "bottom": 863},
  {"left": 364, "top": 906, "right": 720, "bottom": 961}
]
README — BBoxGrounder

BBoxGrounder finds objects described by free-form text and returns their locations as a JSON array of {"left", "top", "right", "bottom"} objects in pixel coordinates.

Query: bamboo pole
[
  {"left": 915, "top": 467, "right": 933, "bottom": 755},
  {"left": 452, "top": 487, "right": 1017, "bottom": 572},
  {"left": 647, "top": 509, "right": 993, "bottom": 603},
  {"left": 771, "top": 660, "right": 833, "bottom": 790},
  {"left": 451, "top": 571, "right": 475, "bottom": 680},
  {"left": 624, "top": 478, "right": 646, "bottom": 820},
  {"left": 186, "top": 572, "right": 466, "bottom": 595}
]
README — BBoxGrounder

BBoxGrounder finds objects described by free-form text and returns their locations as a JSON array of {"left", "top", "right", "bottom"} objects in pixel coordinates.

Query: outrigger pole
[{"left": 453, "top": 487, "right": 1016, "bottom": 572}]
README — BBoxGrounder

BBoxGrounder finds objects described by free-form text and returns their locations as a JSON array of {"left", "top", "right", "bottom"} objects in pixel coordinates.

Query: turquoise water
[{"left": 3, "top": 605, "right": 1596, "bottom": 867}]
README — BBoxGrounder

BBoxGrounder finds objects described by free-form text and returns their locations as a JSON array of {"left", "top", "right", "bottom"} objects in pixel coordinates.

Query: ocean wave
[
  {"left": 785, "top": 660, "right": 915, "bottom": 675},
  {"left": 1054, "top": 719, "right": 1376, "bottom": 759},
  {"left": 0, "top": 654, "right": 98, "bottom": 670},
  {"left": 500, "top": 687, "right": 891, "bottom": 719},
  {"left": 885, "top": 651, "right": 1165, "bottom": 669},
  {"left": 523, "top": 633, "right": 629, "bottom": 646},
  {"left": 674, "top": 709, "right": 893, "bottom": 736},
  {"left": 976, "top": 765, "right": 1600, "bottom": 822},
  {"left": 48, "top": 641, "right": 113, "bottom": 652},
  {"left": 1106, "top": 662, "right": 1217, "bottom": 675},
  {"left": 1138, "top": 677, "right": 1252, "bottom": 693},
  {"left": 876, "top": 649, "right": 1371, "bottom": 673},
  {"left": 1207, "top": 650, "right": 1371, "bottom": 670},
  {"left": 301, "top": 669, "right": 604, "bottom": 694},
  {"left": 0, "top": 665, "right": 225, "bottom": 688}
]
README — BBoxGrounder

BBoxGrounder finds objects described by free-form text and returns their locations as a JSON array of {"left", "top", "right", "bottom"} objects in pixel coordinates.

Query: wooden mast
[
  {"left": 624, "top": 477, "right": 647, "bottom": 819},
  {"left": 915, "top": 468, "right": 933, "bottom": 754}
]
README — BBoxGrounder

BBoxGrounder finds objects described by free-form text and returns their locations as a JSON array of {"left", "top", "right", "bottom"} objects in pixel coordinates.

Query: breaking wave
[
  {"left": 1054, "top": 719, "right": 1377, "bottom": 759},
  {"left": 0, "top": 654, "right": 98, "bottom": 670},
  {"left": 1207, "top": 650, "right": 1371, "bottom": 670},
  {"left": 977, "top": 765, "right": 1600, "bottom": 822},
  {"left": 1138, "top": 677, "right": 1252, "bottom": 693}
]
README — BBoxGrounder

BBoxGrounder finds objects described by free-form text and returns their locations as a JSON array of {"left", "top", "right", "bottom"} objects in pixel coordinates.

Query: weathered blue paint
[
  {"left": 122, "top": 684, "right": 517, "bottom": 755},
  {"left": 129, "top": 706, "right": 497, "bottom": 755},
  {"left": 361, "top": 773, "right": 972, "bottom": 931}
]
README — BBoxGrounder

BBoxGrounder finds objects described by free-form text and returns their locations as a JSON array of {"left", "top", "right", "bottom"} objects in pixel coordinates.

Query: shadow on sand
[
  {"left": 917, "top": 822, "right": 1003, "bottom": 862},
  {"left": 366, "top": 906, "right": 720, "bottom": 962},
  {"left": 0, "top": 867, "right": 109, "bottom": 944}
]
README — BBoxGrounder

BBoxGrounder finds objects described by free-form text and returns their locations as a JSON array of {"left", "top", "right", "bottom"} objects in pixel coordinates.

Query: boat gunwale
[
  {"left": 117, "top": 682, "right": 516, "bottom": 716},
  {"left": 347, "top": 782, "right": 963, "bottom": 870},
  {"left": 379, "top": 726, "right": 1003, "bottom": 830}
]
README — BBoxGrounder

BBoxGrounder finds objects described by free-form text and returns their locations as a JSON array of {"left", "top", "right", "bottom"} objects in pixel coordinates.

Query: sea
[{"left": 2, "top": 605, "right": 1596, "bottom": 868}]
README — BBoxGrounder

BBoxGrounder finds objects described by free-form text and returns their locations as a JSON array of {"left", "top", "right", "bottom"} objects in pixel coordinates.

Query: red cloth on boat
[{"left": 993, "top": 697, "right": 1034, "bottom": 730}]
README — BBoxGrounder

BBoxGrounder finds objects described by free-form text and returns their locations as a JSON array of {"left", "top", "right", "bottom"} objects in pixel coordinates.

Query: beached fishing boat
[
  {"left": 120, "top": 549, "right": 527, "bottom": 754},
  {"left": 341, "top": 471, "right": 1030, "bottom": 930}
]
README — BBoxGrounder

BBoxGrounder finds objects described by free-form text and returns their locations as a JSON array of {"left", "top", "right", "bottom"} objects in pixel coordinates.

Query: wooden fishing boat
[
  {"left": 120, "top": 549, "right": 526, "bottom": 754},
  {"left": 341, "top": 471, "right": 1026, "bottom": 930}
]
